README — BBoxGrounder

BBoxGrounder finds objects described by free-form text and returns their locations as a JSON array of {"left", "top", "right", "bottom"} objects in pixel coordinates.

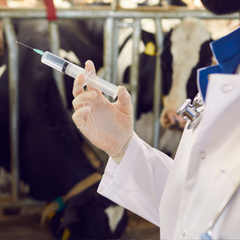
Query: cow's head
[
  {"left": 48, "top": 189, "right": 127, "bottom": 240},
  {"left": 160, "top": 17, "right": 213, "bottom": 130}
]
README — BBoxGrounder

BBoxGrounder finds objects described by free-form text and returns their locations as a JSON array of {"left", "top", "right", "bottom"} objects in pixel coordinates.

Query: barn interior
[{"left": 0, "top": 0, "right": 239, "bottom": 239}]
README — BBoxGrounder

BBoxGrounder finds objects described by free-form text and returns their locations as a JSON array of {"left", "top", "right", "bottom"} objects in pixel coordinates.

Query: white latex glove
[{"left": 72, "top": 60, "right": 134, "bottom": 160}]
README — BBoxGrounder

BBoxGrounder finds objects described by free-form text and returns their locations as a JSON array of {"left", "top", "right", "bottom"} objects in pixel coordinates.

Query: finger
[
  {"left": 72, "top": 91, "right": 97, "bottom": 111},
  {"left": 85, "top": 60, "right": 96, "bottom": 73},
  {"left": 85, "top": 60, "right": 99, "bottom": 92},
  {"left": 85, "top": 61, "right": 107, "bottom": 96},
  {"left": 86, "top": 85, "right": 102, "bottom": 97},
  {"left": 72, "top": 106, "right": 91, "bottom": 129},
  {"left": 73, "top": 74, "right": 85, "bottom": 98},
  {"left": 115, "top": 86, "right": 133, "bottom": 114}
]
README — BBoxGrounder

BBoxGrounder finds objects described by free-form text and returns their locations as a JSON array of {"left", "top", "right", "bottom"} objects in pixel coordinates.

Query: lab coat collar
[{"left": 197, "top": 26, "right": 240, "bottom": 102}]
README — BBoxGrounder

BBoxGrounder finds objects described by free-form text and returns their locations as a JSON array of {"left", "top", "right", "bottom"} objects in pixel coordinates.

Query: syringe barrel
[
  {"left": 41, "top": 51, "right": 119, "bottom": 99},
  {"left": 64, "top": 64, "right": 119, "bottom": 99},
  {"left": 41, "top": 51, "right": 69, "bottom": 72}
]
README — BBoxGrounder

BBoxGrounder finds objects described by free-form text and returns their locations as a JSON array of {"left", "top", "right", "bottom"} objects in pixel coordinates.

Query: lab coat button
[
  {"left": 181, "top": 228, "right": 186, "bottom": 237},
  {"left": 200, "top": 151, "right": 206, "bottom": 159},
  {"left": 221, "top": 84, "right": 232, "bottom": 93}
]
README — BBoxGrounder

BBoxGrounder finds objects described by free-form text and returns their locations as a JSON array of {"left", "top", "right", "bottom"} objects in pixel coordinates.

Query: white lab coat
[{"left": 97, "top": 73, "right": 240, "bottom": 239}]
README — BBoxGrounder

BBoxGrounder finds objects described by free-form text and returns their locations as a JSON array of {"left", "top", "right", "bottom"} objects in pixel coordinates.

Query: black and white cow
[
  {"left": 160, "top": 17, "right": 213, "bottom": 129},
  {"left": 0, "top": 19, "right": 127, "bottom": 239},
  {"left": 118, "top": 17, "right": 213, "bottom": 154},
  {"left": 119, "top": 17, "right": 212, "bottom": 122}
]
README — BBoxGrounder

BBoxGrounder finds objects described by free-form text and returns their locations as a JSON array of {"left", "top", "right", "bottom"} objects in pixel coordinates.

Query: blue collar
[{"left": 197, "top": 26, "right": 240, "bottom": 102}]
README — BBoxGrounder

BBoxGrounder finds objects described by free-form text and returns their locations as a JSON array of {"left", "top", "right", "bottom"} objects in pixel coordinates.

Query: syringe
[{"left": 16, "top": 41, "right": 119, "bottom": 99}]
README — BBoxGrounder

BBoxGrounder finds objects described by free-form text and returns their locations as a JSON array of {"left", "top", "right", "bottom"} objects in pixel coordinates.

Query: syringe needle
[
  {"left": 16, "top": 41, "right": 34, "bottom": 50},
  {"left": 16, "top": 41, "right": 44, "bottom": 55}
]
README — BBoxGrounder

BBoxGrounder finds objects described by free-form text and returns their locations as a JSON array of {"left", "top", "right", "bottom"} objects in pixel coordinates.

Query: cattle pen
[{"left": 0, "top": 1, "right": 239, "bottom": 239}]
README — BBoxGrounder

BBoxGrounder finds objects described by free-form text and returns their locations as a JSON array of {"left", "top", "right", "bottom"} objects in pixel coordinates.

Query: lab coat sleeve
[{"left": 97, "top": 132, "right": 173, "bottom": 227}]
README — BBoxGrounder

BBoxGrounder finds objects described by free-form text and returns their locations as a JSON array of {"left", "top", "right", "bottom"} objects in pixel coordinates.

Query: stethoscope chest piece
[
  {"left": 200, "top": 232, "right": 212, "bottom": 240},
  {"left": 177, "top": 93, "right": 204, "bottom": 129}
]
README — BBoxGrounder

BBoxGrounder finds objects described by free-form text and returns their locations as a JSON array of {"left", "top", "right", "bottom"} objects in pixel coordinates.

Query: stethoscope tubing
[{"left": 201, "top": 178, "right": 240, "bottom": 239}]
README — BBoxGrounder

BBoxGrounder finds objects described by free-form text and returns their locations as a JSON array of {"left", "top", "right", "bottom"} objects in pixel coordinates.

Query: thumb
[{"left": 116, "top": 86, "right": 133, "bottom": 114}]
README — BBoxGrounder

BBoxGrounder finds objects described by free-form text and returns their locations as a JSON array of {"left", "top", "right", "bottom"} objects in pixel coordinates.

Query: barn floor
[{"left": 0, "top": 206, "right": 160, "bottom": 240}]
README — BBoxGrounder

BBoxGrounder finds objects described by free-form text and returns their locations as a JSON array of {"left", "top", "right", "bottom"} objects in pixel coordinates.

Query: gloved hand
[{"left": 72, "top": 60, "right": 134, "bottom": 160}]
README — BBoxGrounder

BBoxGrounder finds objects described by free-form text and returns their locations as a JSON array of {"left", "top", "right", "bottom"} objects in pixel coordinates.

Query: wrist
[
  {"left": 110, "top": 132, "right": 133, "bottom": 164},
  {"left": 111, "top": 154, "right": 124, "bottom": 165}
]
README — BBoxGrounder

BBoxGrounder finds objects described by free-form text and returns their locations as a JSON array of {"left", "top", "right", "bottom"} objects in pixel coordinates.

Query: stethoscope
[
  {"left": 177, "top": 93, "right": 240, "bottom": 239},
  {"left": 176, "top": 92, "right": 204, "bottom": 130}
]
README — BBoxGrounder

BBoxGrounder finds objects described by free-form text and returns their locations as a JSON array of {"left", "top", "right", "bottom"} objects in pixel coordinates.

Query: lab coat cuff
[{"left": 97, "top": 132, "right": 143, "bottom": 197}]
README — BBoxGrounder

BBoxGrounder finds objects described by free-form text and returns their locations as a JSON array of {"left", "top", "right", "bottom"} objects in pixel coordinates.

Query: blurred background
[{"left": 0, "top": 1, "right": 239, "bottom": 239}]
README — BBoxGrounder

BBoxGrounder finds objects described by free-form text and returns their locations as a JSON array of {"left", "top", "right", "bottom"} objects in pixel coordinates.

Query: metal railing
[{"left": 0, "top": 2, "right": 239, "bottom": 205}]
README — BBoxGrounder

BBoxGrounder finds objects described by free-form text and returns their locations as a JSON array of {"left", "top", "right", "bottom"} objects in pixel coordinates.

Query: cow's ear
[{"left": 201, "top": 0, "right": 240, "bottom": 15}]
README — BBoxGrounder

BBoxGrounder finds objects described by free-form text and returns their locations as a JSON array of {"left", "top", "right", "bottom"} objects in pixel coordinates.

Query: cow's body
[
  {"left": 0, "top": 19, "right": 103, "bottom": 199},
  {"left": 0, "top": 19, "right": 127, "bottom": 239}
]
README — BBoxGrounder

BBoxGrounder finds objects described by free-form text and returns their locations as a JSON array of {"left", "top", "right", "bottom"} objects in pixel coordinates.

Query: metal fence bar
[
  {"left": 3, "top": 18, "right": 19, "bottom": 202},
  {"left": 111, "top": 0, "right": 119, "bottom": 11},
  {"left": 103, "top": 17, "right": 114, "bottom": 84},
  {"left": 111, "top": 18, "right": 119, "bottom": 86},
  {"left": 0, "top": 8, "right": 239, "bottom": 19},
  {"left": 152, "top": 17, "right": 164, "bottom": 149},
  {"left": 130, "top": 18, "right": 141, "bottom": 124},
  {"left": 0, "top": 198, "right": 45, "bottom": 207},
  {"left": 48, "top": 21, "right": 67, "bottom": 108}
]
